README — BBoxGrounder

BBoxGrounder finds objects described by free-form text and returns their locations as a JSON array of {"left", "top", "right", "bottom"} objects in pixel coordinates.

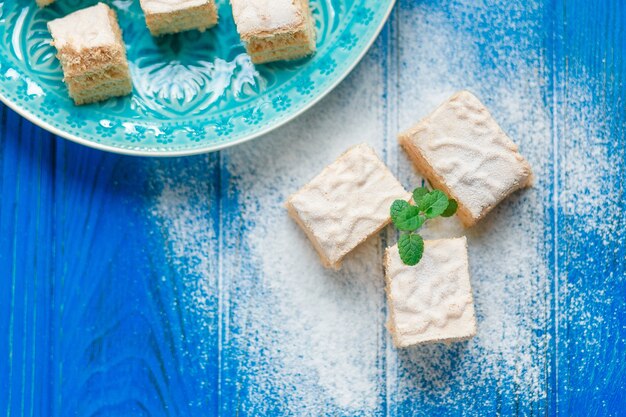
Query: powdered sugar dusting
[
  {"left": 231, "top": 0, "right": 302, "bottom": 34},
  {"left": 150, "top": 175, "right": 219, "bottom": 369},
  {"left": 558, "top": 76, "right": 621, "bottom": 237},
  {"left": 234, "top": 219, "right": 385, "bottom": 413}
]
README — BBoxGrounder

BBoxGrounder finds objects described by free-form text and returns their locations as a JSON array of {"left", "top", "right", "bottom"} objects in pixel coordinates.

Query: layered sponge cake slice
[
  {"left": 47, "top": 3, "right": 133, "bottom": 105},
  {"left": 140, "top": 0, "right": 219, "bottom": 36},
  {"left": 230, "top": 0, "right": 316, "bottom": 64},
  {"left": 286, "top": 144, "right": 410, "bottom": 269},
  {"left": 385, "top": 237, "right": 477, "bottom": 348},
  {"left": 399, "top": 91, "right": 533, "bottom": 227}
]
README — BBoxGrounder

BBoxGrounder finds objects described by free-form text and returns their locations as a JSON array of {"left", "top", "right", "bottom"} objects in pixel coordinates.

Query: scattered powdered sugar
[
  {"left": 233, "top": 219, "right": 386, "bottom": 413},
  {"left": 557, "top": 75, "right": 621, "bottom": 240},
  {"left": 147, "top": 1, "right": 615, "bottom": 414},
  {"left": 150, "top": 172, "right": 219, "bottom": 370}
]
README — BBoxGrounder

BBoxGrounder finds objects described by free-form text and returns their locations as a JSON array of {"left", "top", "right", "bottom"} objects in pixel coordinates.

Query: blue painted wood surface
[{"left": 1, "top": 0, "right": 625, "bottom": 415}]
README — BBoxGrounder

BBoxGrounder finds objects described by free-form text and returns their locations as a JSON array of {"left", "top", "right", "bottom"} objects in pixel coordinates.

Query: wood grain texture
[
  {"left": 548, "top": 1, "right": 626, "bottom": 415},
  {"left": 1, "top": 0, "right": 625, "bottom": 416}
]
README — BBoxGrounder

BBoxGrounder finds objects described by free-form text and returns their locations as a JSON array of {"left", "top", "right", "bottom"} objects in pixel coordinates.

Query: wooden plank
[
  {"left": 0, "top": 105, "right": 55, "bottom": 417},
  {"left": 549, "top": 0, "right": 626, "bottom": 415}
]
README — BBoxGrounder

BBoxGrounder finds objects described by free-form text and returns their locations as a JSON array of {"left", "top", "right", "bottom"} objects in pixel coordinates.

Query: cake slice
[
  {"left": 385, "top": 237, "right": 477, "bottom": 348},
  {"left": 286, "top": 144, "right": 410, "bottom": 270},
  {"left": 398, "top": 91, "right": 533, "bottom": 227},
  {"left": 140, "top": 0, "right": 218, "bottom": 36},
  {"left": 47, "top": 3, "right": 132, "bottom": 105},
  {"left": 230, "top": 0, "right": 316, "bottom": 64}
]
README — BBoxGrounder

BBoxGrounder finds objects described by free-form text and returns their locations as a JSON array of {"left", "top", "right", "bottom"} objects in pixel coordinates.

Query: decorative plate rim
[{"left": 0, "top": 0, "right": 396, "bottom": 157}]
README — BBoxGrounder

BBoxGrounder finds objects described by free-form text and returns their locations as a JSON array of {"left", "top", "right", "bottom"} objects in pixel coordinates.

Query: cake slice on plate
[
  {"left": 399, "top": 91, "right": 533, "bottom": 227},
  {"left": 230, "top": 0, "right": 316, "bottom": 64},
  {"left": 140, "top": 0, "right": 219, "bottom": 36},
  {"left": 385, "top": 237, "right": 477, "bottom": 348},
  {"left": 47, "top": 3, "right": 132, "bottom": 105},
  {"left": 286, "top": 144, "right": 410, "bottom": 270}
]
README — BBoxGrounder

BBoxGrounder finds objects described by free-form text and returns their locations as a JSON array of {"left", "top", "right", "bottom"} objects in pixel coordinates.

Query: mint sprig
[{"left": 390, "top": 187, "right": 458, "bottom": 266}]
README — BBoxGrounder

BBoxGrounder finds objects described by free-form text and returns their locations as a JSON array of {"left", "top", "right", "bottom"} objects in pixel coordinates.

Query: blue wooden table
[{"left": 1, "top": 0, "right": 625, "bottom": 415}]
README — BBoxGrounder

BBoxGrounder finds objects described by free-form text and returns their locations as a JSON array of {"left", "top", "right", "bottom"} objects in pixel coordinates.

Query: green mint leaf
[
  {"left": 418, "top": 190, "right": 450, "bottom": 218},
  {"left": 390, "top": 200, "right": 411, "bottom": 225},
  {"left": 393, "top": 205, "right": 424, "bottom": 231},
  {"left": 398, "top": 233, "right": 424, "bottom": 266},
  {"left": 441, "top": 199, "right": 458, "bottom": 217},
  {"left": 412, "top": 187, "right": 429, "bottom": 206}
]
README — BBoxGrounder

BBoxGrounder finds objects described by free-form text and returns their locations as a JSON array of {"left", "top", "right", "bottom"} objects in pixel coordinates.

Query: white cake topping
[
  {"left": 47, "top": 3, "right": 117, "bottom": 50},
  {"left": 230, "top": 0, "right": 303, "bottom": 34},
  {"left": 288, "top": 144, "right": 409, "bottom": 269},
  {"left": 403, "top": 91, "right": 532, "bottom": 220},
  {"left": 140, "top": 0, "right": 210, "bottom": 15},
  {"left": 386, "top": 237, "right": 476, "bottom": 347}
]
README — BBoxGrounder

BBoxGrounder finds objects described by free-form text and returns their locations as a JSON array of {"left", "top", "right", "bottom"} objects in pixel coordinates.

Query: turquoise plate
[{"left": 0, "top": 0, "right": 395, "bottom": 156}]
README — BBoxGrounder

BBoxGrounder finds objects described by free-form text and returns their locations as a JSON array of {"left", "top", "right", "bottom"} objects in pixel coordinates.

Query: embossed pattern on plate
[{"left": 0, "top": 0, "right": 394, "bottom": 155}]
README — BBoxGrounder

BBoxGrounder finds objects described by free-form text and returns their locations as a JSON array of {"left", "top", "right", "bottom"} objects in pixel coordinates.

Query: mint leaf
[
  {"left": 390, "top": 200, "right": 410, "bottom": 224},
  {"left": 393, "top": 205, "right": 424, "bottom": 231},
  {"left": 441, "top": 199, "right": 458, "bottom": 217},
  {"left": 412, "top": 187, "right": 429, "bottom": 206},
  {"left": 419, "top": 190, "right": 450, "bottom": 218},
  {"left": 398, "top": 234, "right": 424, "bottom": 266}
]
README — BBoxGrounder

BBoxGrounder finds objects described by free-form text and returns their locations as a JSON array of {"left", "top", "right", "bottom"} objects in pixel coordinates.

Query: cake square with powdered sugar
[
  {"left": 286, "top": 144, "right": 410, "bottom": 269},
  {"left": 399, "top": 91, "right": 533, "bottom": 227},
  {"left": 230, "top": 0, "right": 316, "bottom": 63},
  {"left": 47, "top": 3, "right": 132, "bottom": 105},
  {"left": 385, "top": 237, "right": 477, "bottom": 348}
]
